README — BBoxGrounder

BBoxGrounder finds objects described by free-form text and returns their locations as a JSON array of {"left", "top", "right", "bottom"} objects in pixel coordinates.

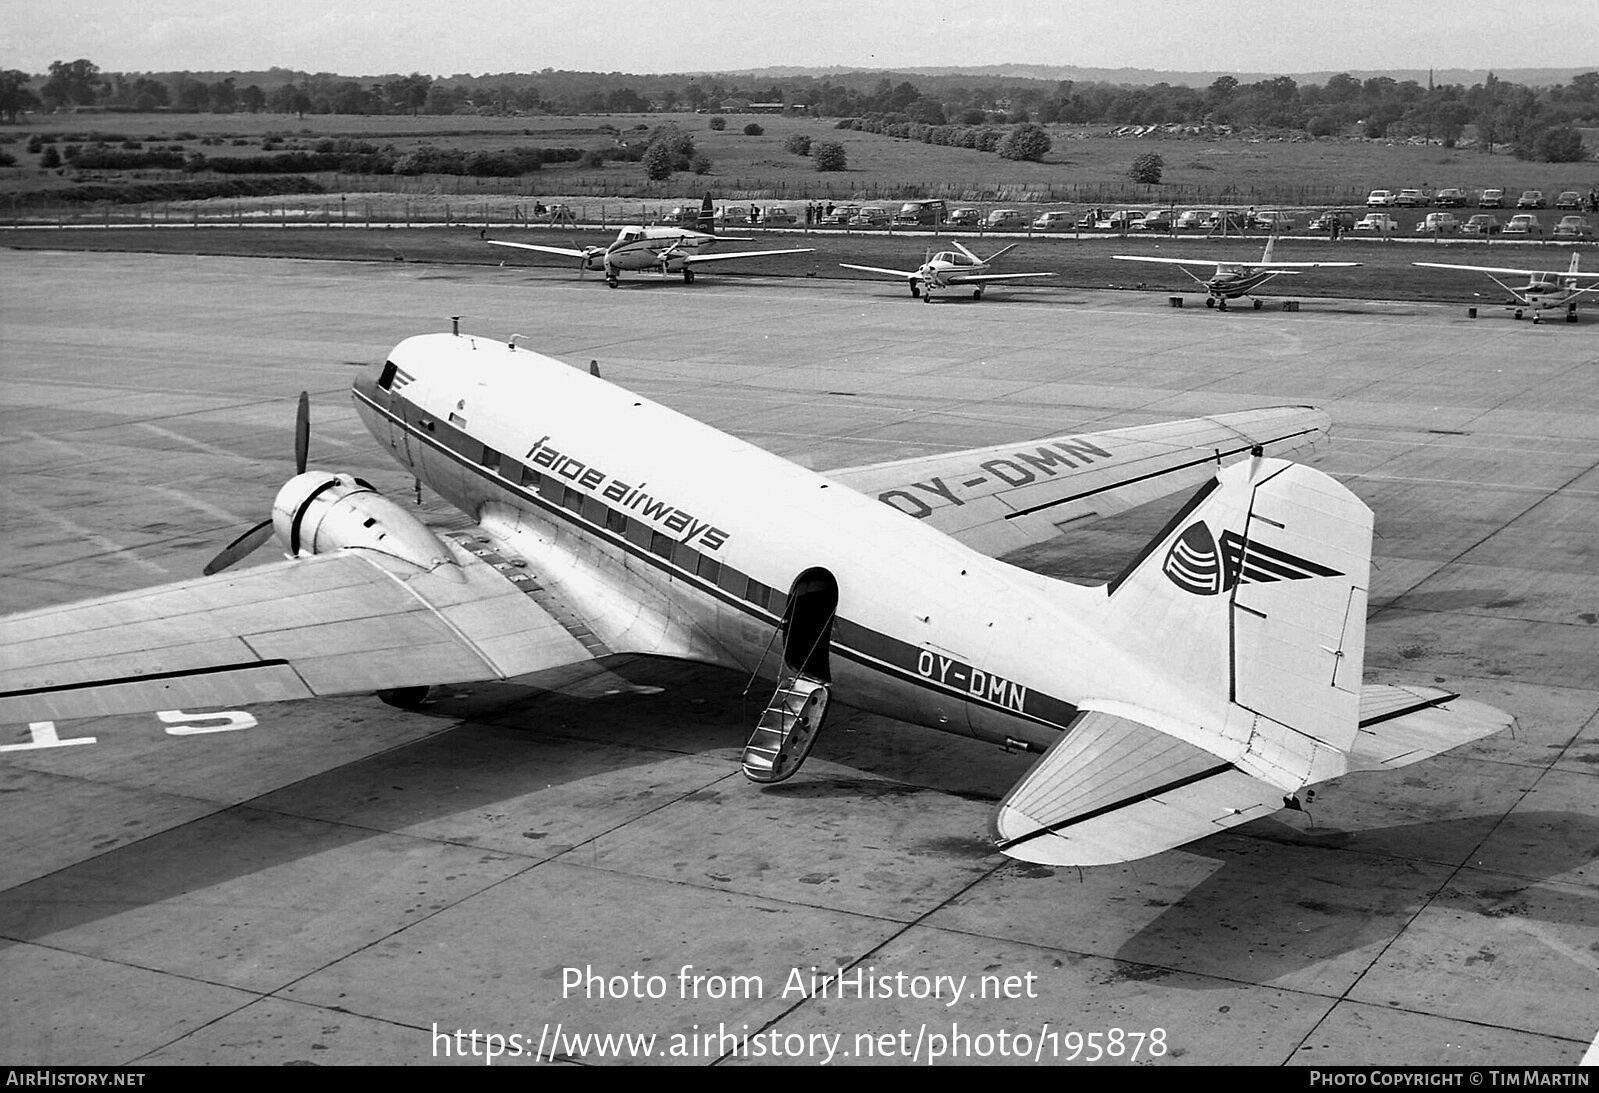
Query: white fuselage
[
  {"left": 588, "top": 227, "right": 716, "bottom": 273},
  {"left": 352, "top": 335, "right": 1169, "bottom": 755}
]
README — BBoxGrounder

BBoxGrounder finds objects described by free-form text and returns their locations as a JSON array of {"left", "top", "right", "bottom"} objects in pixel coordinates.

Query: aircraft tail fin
[
  {"left": 1261, "top": 236, "right": 1277, "bottom": 264},
  {"left": 697, "top": 194, "right": 715, "bottom": 234},
  {"left": 1570, "top": 251, "right": 1582, "bottom": 277},
  {"left": 1099, "top": 456, "right": 1372, "bottom": 790},
  {"left": 993, "top": 458, "right": 1510, "bottom": 865}
]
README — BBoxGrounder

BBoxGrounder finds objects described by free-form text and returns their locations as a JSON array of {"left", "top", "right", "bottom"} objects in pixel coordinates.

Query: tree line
[{"left": 3, "top": 60, "right": 1594, "bottom": 162}]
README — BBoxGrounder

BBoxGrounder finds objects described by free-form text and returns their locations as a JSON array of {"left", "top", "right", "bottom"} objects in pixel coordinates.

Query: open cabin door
[{"left": 741, "top": 568, "right": 837, "bottom": 783}]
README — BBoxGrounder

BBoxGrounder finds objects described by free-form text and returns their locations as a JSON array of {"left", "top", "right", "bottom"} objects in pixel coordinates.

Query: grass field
[
  {"left": 6, "top": 219, "right": 1591, "bottom": 309},
  {"left": 4, "top": 111, "right": 1597, "bottom": 208}
]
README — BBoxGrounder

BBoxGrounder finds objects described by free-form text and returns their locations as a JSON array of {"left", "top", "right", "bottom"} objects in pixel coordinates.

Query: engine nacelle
[{"left": 271, "top": 472, "right": 453, "bottom": 570}]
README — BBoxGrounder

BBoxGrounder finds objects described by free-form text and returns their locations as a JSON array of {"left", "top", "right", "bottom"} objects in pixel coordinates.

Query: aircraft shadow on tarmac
[{"left": 1105, "top": 811, "right": 1599, "bottom": 988}]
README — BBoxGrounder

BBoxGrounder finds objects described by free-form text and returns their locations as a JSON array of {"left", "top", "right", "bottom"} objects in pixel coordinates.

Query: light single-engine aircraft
[
  {"left": 839, "top": 241, "right": 1055, "bottom": 301},
  {"left": 1413, "top": 252, "right": 1599, "bottom": 323},
  {"left": 1112, "top": 238, "right": 1362, "bottom": 310},
  {"left": 0, "top": 330, "right": 1510, "bottom": 866},
  {"left": 487, "top": 225, "right": 813, "bottom": 287}
]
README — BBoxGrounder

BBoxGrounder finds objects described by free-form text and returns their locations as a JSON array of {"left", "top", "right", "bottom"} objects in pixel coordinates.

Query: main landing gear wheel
[
  {"left": 682, "top": 269, "right": 696, "bottom": 284},
  {"left": 377, "top": 686, "right": 431, "bottom": 710},
  {"left": 1217, "top": 299, "right": 1228, "bottom": 311},
  {"left": 910, "top": 283, "right": 921, "bottom": 298},
  {"left": 973, "top": 288, "right": 984, "bottom": 300},
  {"left": 606, "top": 274, "right": 619, "bottom": 288},
  {"left": 1205, "top": 297, "right": 1217, "bottom": 309},
  {"left": 1252, "top": 298, "right": 1263, "bottom": 310},
  {"left": 1513, "top": 308, "right": 1523, "bottom": 320}
]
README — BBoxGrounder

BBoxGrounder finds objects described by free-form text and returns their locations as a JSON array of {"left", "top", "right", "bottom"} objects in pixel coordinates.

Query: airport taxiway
[{"left": 0, "top": 250, "right": 1595, "bottom": 1065}]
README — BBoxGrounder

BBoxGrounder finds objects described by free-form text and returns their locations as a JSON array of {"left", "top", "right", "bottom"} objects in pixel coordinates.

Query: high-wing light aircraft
[
  {"left": 1413, "top": 252, "right": 1599, "bottom": 323},
  {"left": 840, "top": 241, "right": 1055, "bottom": 301},
  {"left": 0, "top": 331, "right": 1510, "bottom": 866},
  {"left": 1112, "top": 238, "right": 1362, "bottom": 310},
  {"left": 488, "top": 225, "right": 813, "bottom": 287}
]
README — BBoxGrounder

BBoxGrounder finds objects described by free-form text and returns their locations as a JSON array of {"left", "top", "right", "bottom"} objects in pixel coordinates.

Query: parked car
[
  {"left": 1095, "top": 210, "right": 1140, "bottom": 229},
  {"left": 946, "top": 207, "right": 981, "bottom": 226},
  {"left": 895, "top": 199, "right": 946, "bottom": 225},
  {"left": 662, "top": 204, "right": 705, "bottom": 224},
  {"left": 1307, "top": 210, "right": 1356, "bottom": 231},
  {"left": 1137, "top": 209, "right": 1173, "bottom": 231},
  {"left": 1395, "top": 188, "right": 1428, "bottom": 207},
  {"left": 1366, "top": 189, "right": 1397, "bottom": 207},
  {"left": 821, "top": 204, "right": 860, "bottom": 224},
  {"left": 1478, "top": 189, "right": 1505, "bottom": 208},
  {"left": 1032, "top": 210, "right": 1075, "bottom": 230},
  {"left": 760, "top": 206, "right": 797, "bottom": 225},
  {"left": 1434, "top": 188, "right": 1466, "bottom": 207},
  {"left": 1554, "top": 215, "right": 1594, "bottom": 238},
  {"left": 1200, "top": 210, "right": 1249, "bottom": 232},
  {"left": 1253, "top": 209, "right": 1294, "bottom": 232},
  {"left": 1462, "top": 214, "right": 1501, "bottom": 235},
  {"left": 1355, "top": 212, "right": 1400, "bottom": 232},
  {"left": 1504, "top": 213, "right": 1542, "bottom": 235},
  {"left": 1516, "top": 190, "right": 1545, "bottom": 209},
  {"left": 1420, "top": 212, "right": 1460, "bottom": 233},
  {"left": 1175, "top": 209, "right": 1211, "bottom": 230},
  {"left": 985, "top": 208, "right": 1027, "bottom": 229},
  {"left": 715, "top": 206, "right": 752, "bottom": 225},
  {"left": 1554, "top": 191, "right": 1583, "bottom": 210},
  {"left": 850, "top": 206, "right": 892, "bottom": 226}
]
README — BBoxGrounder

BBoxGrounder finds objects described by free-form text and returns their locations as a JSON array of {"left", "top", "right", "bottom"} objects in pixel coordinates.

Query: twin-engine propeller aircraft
[
  {"left": 0, "top": 330, "right": 1510, "bottom": 866},
  {"left": 1112, "top": 238, "right": 1362, "bottom": 310},
  {"left": 1413, "top": 252, "right": 1599, "bottom": 323},
  {"left": 488, "top": 225, "right": 813, "bottom": 287},
  {"left": 840, "top": 241, "right": 1055, "bottom": 301}
]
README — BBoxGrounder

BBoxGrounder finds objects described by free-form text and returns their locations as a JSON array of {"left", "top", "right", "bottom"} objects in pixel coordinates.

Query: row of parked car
[
  {"left": 1352, "top": 210, "right": 1594, "bottom": 237},
  {"left": 1367, "top": 188, "right": 1594, "bottom": 210},
  {"left": 670, "top": 200, "right": 1594, "bottom": 238}
]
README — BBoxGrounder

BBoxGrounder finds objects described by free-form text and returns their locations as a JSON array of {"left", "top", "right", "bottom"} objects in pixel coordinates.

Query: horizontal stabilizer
[
  {"left": 1345, "top": 684, "right": 1512, "bottom": 771},
  {"left": 993, "top": 709, "right": 1282, "bottom": 866}
]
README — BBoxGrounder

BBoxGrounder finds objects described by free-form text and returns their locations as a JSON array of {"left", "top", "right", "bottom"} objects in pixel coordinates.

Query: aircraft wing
[
  {"left": 488, "top": 240, "right": 588, "bottom": 259},
  {"left": 839, "top": 263, "right": 921, "bottom": 279},
  {"left": 825, "top": 406, "right": 1329, "bottom": 556},
  {"left": 682, "top": 248, "right": 814, "bottom": 265},
  {"left": 0, "top": 533, "right": 599, "bottom": 725},
  {"left": 1112, "top": 256, "right": 1359, "bottom": 270},
  {"left": 1112, "top": 254, "right": 1226, "bottom": 268},
  {"left": 1415, "top": 261, "right": 1599, "bottom": 281},
  {"left": 944, "top": 272, "right": 1058, "bottom": 283}
]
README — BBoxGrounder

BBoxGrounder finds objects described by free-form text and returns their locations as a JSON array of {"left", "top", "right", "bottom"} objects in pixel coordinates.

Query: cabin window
[
  {"left": 749, "top": 583, "right": 772, "bottom": 611},
  {"left": 673, "top": 541, "right": 699, "bottom": 570},
  {"left": 605, "top": 509, "right": 628, "bottom": 536},
  {"left": 696, "top": 554, "right": 722, "bottom": 583},
  {"left": 561, "top": 486, "right": 585, "bottom": 513},
  {"left": 520, "top": 465, "right": 541, "bottom": 488},
  {"left": 649, "top": 531, "right": 675, "bottom": 559},
  {"left": 582, "top": 496, "right": 607, "bottom": 524},
  {"left": 479, "top": 446, "right": 501, "bottom": 470},
  {"left": 626, "top": 520, "right": 653, "bottom": 549},
  {"left": 717, "top": 567, "right": 748, "bottom": 599}
]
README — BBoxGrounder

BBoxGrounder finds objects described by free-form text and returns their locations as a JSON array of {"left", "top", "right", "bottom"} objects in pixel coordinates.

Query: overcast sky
[{"left": 9, "top": 0, "right": 1597, "bottom": 78}]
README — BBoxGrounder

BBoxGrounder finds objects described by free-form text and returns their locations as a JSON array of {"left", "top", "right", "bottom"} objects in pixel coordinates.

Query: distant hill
[{"left": 706, "top": 64, "right": 1597, "bottom": 89}]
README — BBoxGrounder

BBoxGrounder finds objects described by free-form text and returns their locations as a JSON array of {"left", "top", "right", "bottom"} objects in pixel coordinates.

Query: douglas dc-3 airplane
[
  {"left": 488, "top": 225, "right": 812, "bottom": 287},
  {"left": 1112, "top": 239, "right": 1361, "bottom": 310},
  {"left": 0, "top": 330, "right": 1510, "bottom": 866},
  {"left": 840, "top": 241, "right": 1054, "bottom": 301},
  {"left": 1414, "top": 252, "right": 1599, "bottom": 323}
]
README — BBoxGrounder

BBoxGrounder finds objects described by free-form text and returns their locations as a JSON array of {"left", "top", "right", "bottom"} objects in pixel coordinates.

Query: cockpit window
[{"left": 378, "top": 361, "right": 398, "bottom": 390}]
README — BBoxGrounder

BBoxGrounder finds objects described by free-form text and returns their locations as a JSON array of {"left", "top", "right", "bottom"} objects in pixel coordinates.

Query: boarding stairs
[{"left": 741, "top": 671, "right": 830, "bottom": 783}]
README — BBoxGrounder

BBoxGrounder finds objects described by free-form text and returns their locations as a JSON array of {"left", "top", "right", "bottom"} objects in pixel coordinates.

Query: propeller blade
[
  {"left": 294, "top": 391, "right": 310, "bottom": 474},
  {"left": 203, "top": 519, "right": 274, "bottom": 576}
]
